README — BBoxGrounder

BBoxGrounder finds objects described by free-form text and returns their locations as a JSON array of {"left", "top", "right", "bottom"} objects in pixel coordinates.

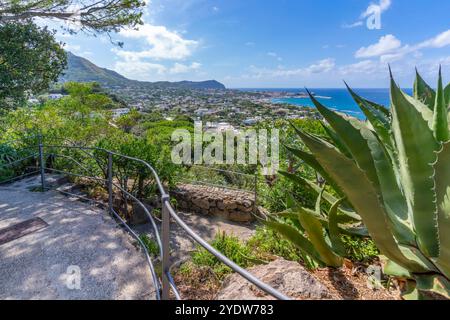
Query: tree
[
  {"left": 0, "top": 21, "right": 67, "bottom": 108},
  {"left": 0, "top": 0, "right": 146, "bottom": 36}
]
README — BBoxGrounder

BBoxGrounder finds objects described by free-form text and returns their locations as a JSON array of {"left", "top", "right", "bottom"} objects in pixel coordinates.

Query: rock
[
  {"left": 242, "top": 200, "right": 253, "bottom": 208},
  {"left": 228, "top": 211, "right": 254, "bottom": 223},
  {"left": 217, "top": 201, "right": 225, "bottom": 210},
  {"left": 192, "top": 197, "right": 210, "bottom": 210},
  {"left": 130, "top": 202, "right": 152, "bottom": 226},
  {"left": 216, "top": 259, "right": 332, "bottom": 300},
  {"left": 223, "top": 200, "right": 238, "bottom": 210}
]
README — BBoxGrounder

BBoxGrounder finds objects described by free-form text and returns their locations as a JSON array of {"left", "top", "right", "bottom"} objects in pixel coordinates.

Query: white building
[{"left": 111, "top": 108, "right": 130, "bottom": 119}]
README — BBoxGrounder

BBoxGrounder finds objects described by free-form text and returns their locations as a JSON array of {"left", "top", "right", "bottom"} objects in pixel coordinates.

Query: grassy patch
[
  {"left": 139, "top": 234, "right": 160, "bottom": 257},
  {"left": 341, "top": 235, "right": 379, "bottom": 263},
  {"left": 191, "top": 232, "right": 256, "bottom": 279},
  {"left": 246, "top": 227, "right": 302, "bottom": 262}
]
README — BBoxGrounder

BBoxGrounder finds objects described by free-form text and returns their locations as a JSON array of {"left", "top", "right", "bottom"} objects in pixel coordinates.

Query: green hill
[{"left": 60, "top": 52, "right": 226, "bottom": 90}]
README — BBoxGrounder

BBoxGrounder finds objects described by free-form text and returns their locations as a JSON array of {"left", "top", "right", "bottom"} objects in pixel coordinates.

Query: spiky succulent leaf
[
  {"left": 328, "top": 198, "right": 347, "bottom": 256},
  {"left": 345, "top": 83, "right": 391, "bottom": 133},
  {"left": 320, "top": 122, "right": 353, "bottom": 158},
  {"left": 433, "top": 142, "right": 450, "bottom": 278},
  {"left": 281, "top": 171, "right": 338, "bottom": 205},
  {"left": 390, "top": 77, "right": 440, "bottom": 257},
  {"left": 281, "top": 169, "right": 361, "bottom": 222},
  {"left": 402, "top": 281, "right": 420, "bottom": 300},
  {"left": 359, "top": 118, "right": 415, "bottom": 245},
  {"left": 433, "top": 69, "right": 450, "bottom": 142},
  {"left": 415, "top": 274, "right": 450, "bottom": 300},
  {"left": 382, "top": 257, "right": 412, "bottom": 278},
  {"left": 315, "top": 187, "right": 325, "bottom": 217},
  {"left": 264, "top": 219, "right": 324, "bottom": 264},
  {"left": 297, "top": 207, "right": 343, "bottom": 267},
  {"left": 414, "top": 69, "right": 436, "bottom": 109},
  {"left": 306, "top": 89, "right": 380, "bottom": 189},
  {"left": 294, "top": 129, "right": 427, "bottom": 272}
]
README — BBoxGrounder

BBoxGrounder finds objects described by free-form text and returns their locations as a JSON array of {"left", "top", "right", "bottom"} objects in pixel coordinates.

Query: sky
[{"left": 52, "top": 0, "right": 450, "bottom": 88}]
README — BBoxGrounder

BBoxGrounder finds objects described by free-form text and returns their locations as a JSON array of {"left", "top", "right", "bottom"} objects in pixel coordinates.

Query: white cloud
[
  {"left": 245, "top": 42, "right": 255, "bottom": 46},
  {"left": 355, "top": 34, "right": 402, "bottom": 58},
  {"left": 115, "top": 61, "right": 168, "bottom": 80},
  {"left": 355, "top": 29, "right": 450, "bottom": 63},
  {"left": 114, "top": 60, "right": 202, "bottom": 80},
  {"left": 418, "top": 30, "right": 450, "bottom": 49},
  {"left": 267, "top": 52, "right": 283, "bottom": 61},
  {"left": 245, "top": 58, "right": 335, "bottom": 79},
  {"left": 117, "top": 24, "right": 199, "bottom": 61},
  {"left": 169, "top": 62, "right": 201, "bottom": 74},
  {"left": 212, "top": 6, "right": 219, "bottom": 12},
  {"left": 340, "top": 60, "right": 380, "bottom": 75},
  {"left": 306, "top": 58, "right": 336, "bottom": 73}
]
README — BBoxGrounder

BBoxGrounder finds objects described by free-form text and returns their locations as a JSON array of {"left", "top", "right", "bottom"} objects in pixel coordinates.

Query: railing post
[
  {"left": 161, "top": 194, "right": 171, "bottom": 300},
  {"left": 38, "top": 134, "right": 45, "bottom": 191},
  {"left": 107, "top": 152, "right": 113, "bottom": 214}
]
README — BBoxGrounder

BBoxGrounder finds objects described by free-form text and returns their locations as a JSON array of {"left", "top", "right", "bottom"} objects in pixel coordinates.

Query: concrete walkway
[{"left": 0, "top": 176, "right": 155, "bottom": 300}]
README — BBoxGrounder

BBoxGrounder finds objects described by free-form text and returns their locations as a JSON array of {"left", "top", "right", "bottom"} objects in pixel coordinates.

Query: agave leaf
[
  {"left": 345, "top": 83, "right": 393, "bottom": 151},
  {"left": 297, "top": 208, "right": 343, "bottom": 267},
  {"left": 363, "top": 99, "right": 390, "bottom": 118},
  {"left": 306, "top": 89, "right": 380, "bottom": 190},
  {"left": 402, "top": 280, "right": 420, "bottom": 300},
  {"left": 295, "top": 129, "right": 428, "bottom": 272},
  {"left": 390, "top": 77, "right": 440, "bottom": 257},
  {"left": 339, "top": 225, "right": 369, "bottom": 237},
  {"left": 264, "top": 219, "right": 324, "bottom": 264},
  {"left": 281, "top": 171, "right": 337, "bottom": 204},
  {"left": 280, "top": 171, "right": 361, "bottom": 222},
  {"left": 432, "top": 142, "right": 450, "bottom": 278},
  {"left": 382, "top": 258, "right": 412, "bottom": 278},
  {"left": 320, "top": 122, "right": 353, "bottom": 158},
  {"left": 433, "top": 68, "right": 450, "bottom": 142},
  {"left": 284, "top": 144, "right": 345, "bottom": 197},
  {"left": 360, "top": 124, "right": 415, "bottom": 245},
  {"left": 328, "top": 198, "right": 347, "bottom": 256},
  {"left": 414, "top": 69, "right": 436, "bottom": 109},
  {"left": 315, "top": 187, "right": 325, "bottom": 217},
  {"left": 415, "top": 274, "right": 450, "bottom": 300}
]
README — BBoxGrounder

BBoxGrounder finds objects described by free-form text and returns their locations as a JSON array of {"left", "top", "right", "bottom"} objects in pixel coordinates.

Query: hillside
[{"left": 59, "top": 52, "right": 226, "bottom": 90}]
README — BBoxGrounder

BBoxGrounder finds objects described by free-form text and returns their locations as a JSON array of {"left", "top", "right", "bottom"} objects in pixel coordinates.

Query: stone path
[{"left": 0, "top": 176, "right": 155, "bottom": 300}]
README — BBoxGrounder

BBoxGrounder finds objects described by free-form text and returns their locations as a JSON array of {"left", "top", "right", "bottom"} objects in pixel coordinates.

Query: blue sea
[{"left": 239, "top": 88, "right": 414, "bottom": 119}]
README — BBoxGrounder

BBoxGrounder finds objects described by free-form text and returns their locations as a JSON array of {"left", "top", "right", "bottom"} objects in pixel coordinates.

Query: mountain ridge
[{"left": 59, "top": 52, "right": 226, "bottom": 90}]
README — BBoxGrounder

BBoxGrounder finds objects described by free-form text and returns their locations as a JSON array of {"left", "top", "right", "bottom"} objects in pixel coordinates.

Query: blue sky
[{"left": 54, "top": 0, "right": 450, "bottom": 88}]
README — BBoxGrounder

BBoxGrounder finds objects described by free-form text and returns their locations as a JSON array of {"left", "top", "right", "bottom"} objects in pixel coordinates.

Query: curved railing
[{"left": 0, "top": 134, "right": 289, "bottom": 300}]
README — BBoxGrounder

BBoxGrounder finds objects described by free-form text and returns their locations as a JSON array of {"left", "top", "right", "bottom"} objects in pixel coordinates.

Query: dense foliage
[
  {"left": 0, "top": 0, "right": 145, "bottom": 36},
  {"left": 0, "top": 21, "right": 67, "bottom": 108}
]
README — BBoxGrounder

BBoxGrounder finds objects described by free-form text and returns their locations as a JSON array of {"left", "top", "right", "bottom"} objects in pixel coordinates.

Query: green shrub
[
  {"left": 247, "top": 227, "right": 302, "bottom": 262},
  {"left": 139, "top": 234, "right": 160, "bottom": 257},
  {"left": 341, "top": 235, "right": 379, "bottom": 263},
  {"left": 192, "top": 232, "right": 255, "bottom": 278}
]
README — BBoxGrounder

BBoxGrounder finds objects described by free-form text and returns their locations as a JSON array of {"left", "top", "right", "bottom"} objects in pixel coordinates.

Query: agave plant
[{"left": 278, "top": 68, "right": 450, "bottom": 299}]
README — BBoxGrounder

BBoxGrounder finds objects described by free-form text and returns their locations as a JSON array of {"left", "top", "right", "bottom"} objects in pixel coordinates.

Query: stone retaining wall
[{"left": 171, "top": 184, "right": 256, "bottom": 223}]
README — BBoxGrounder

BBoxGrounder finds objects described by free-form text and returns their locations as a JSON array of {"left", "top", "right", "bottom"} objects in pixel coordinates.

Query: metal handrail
[{"left": 0, "top": 134, "right": 290, "bottom": 301}]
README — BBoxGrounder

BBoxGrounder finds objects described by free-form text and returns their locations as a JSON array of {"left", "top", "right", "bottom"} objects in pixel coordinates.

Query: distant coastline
[{"left": 235, "top": 88, "right": 413, "bottom": 120}]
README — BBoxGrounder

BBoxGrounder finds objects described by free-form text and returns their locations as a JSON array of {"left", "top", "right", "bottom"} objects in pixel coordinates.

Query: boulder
[{"left": 216, "top": 259, "right": 332, "bottom": 300}]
